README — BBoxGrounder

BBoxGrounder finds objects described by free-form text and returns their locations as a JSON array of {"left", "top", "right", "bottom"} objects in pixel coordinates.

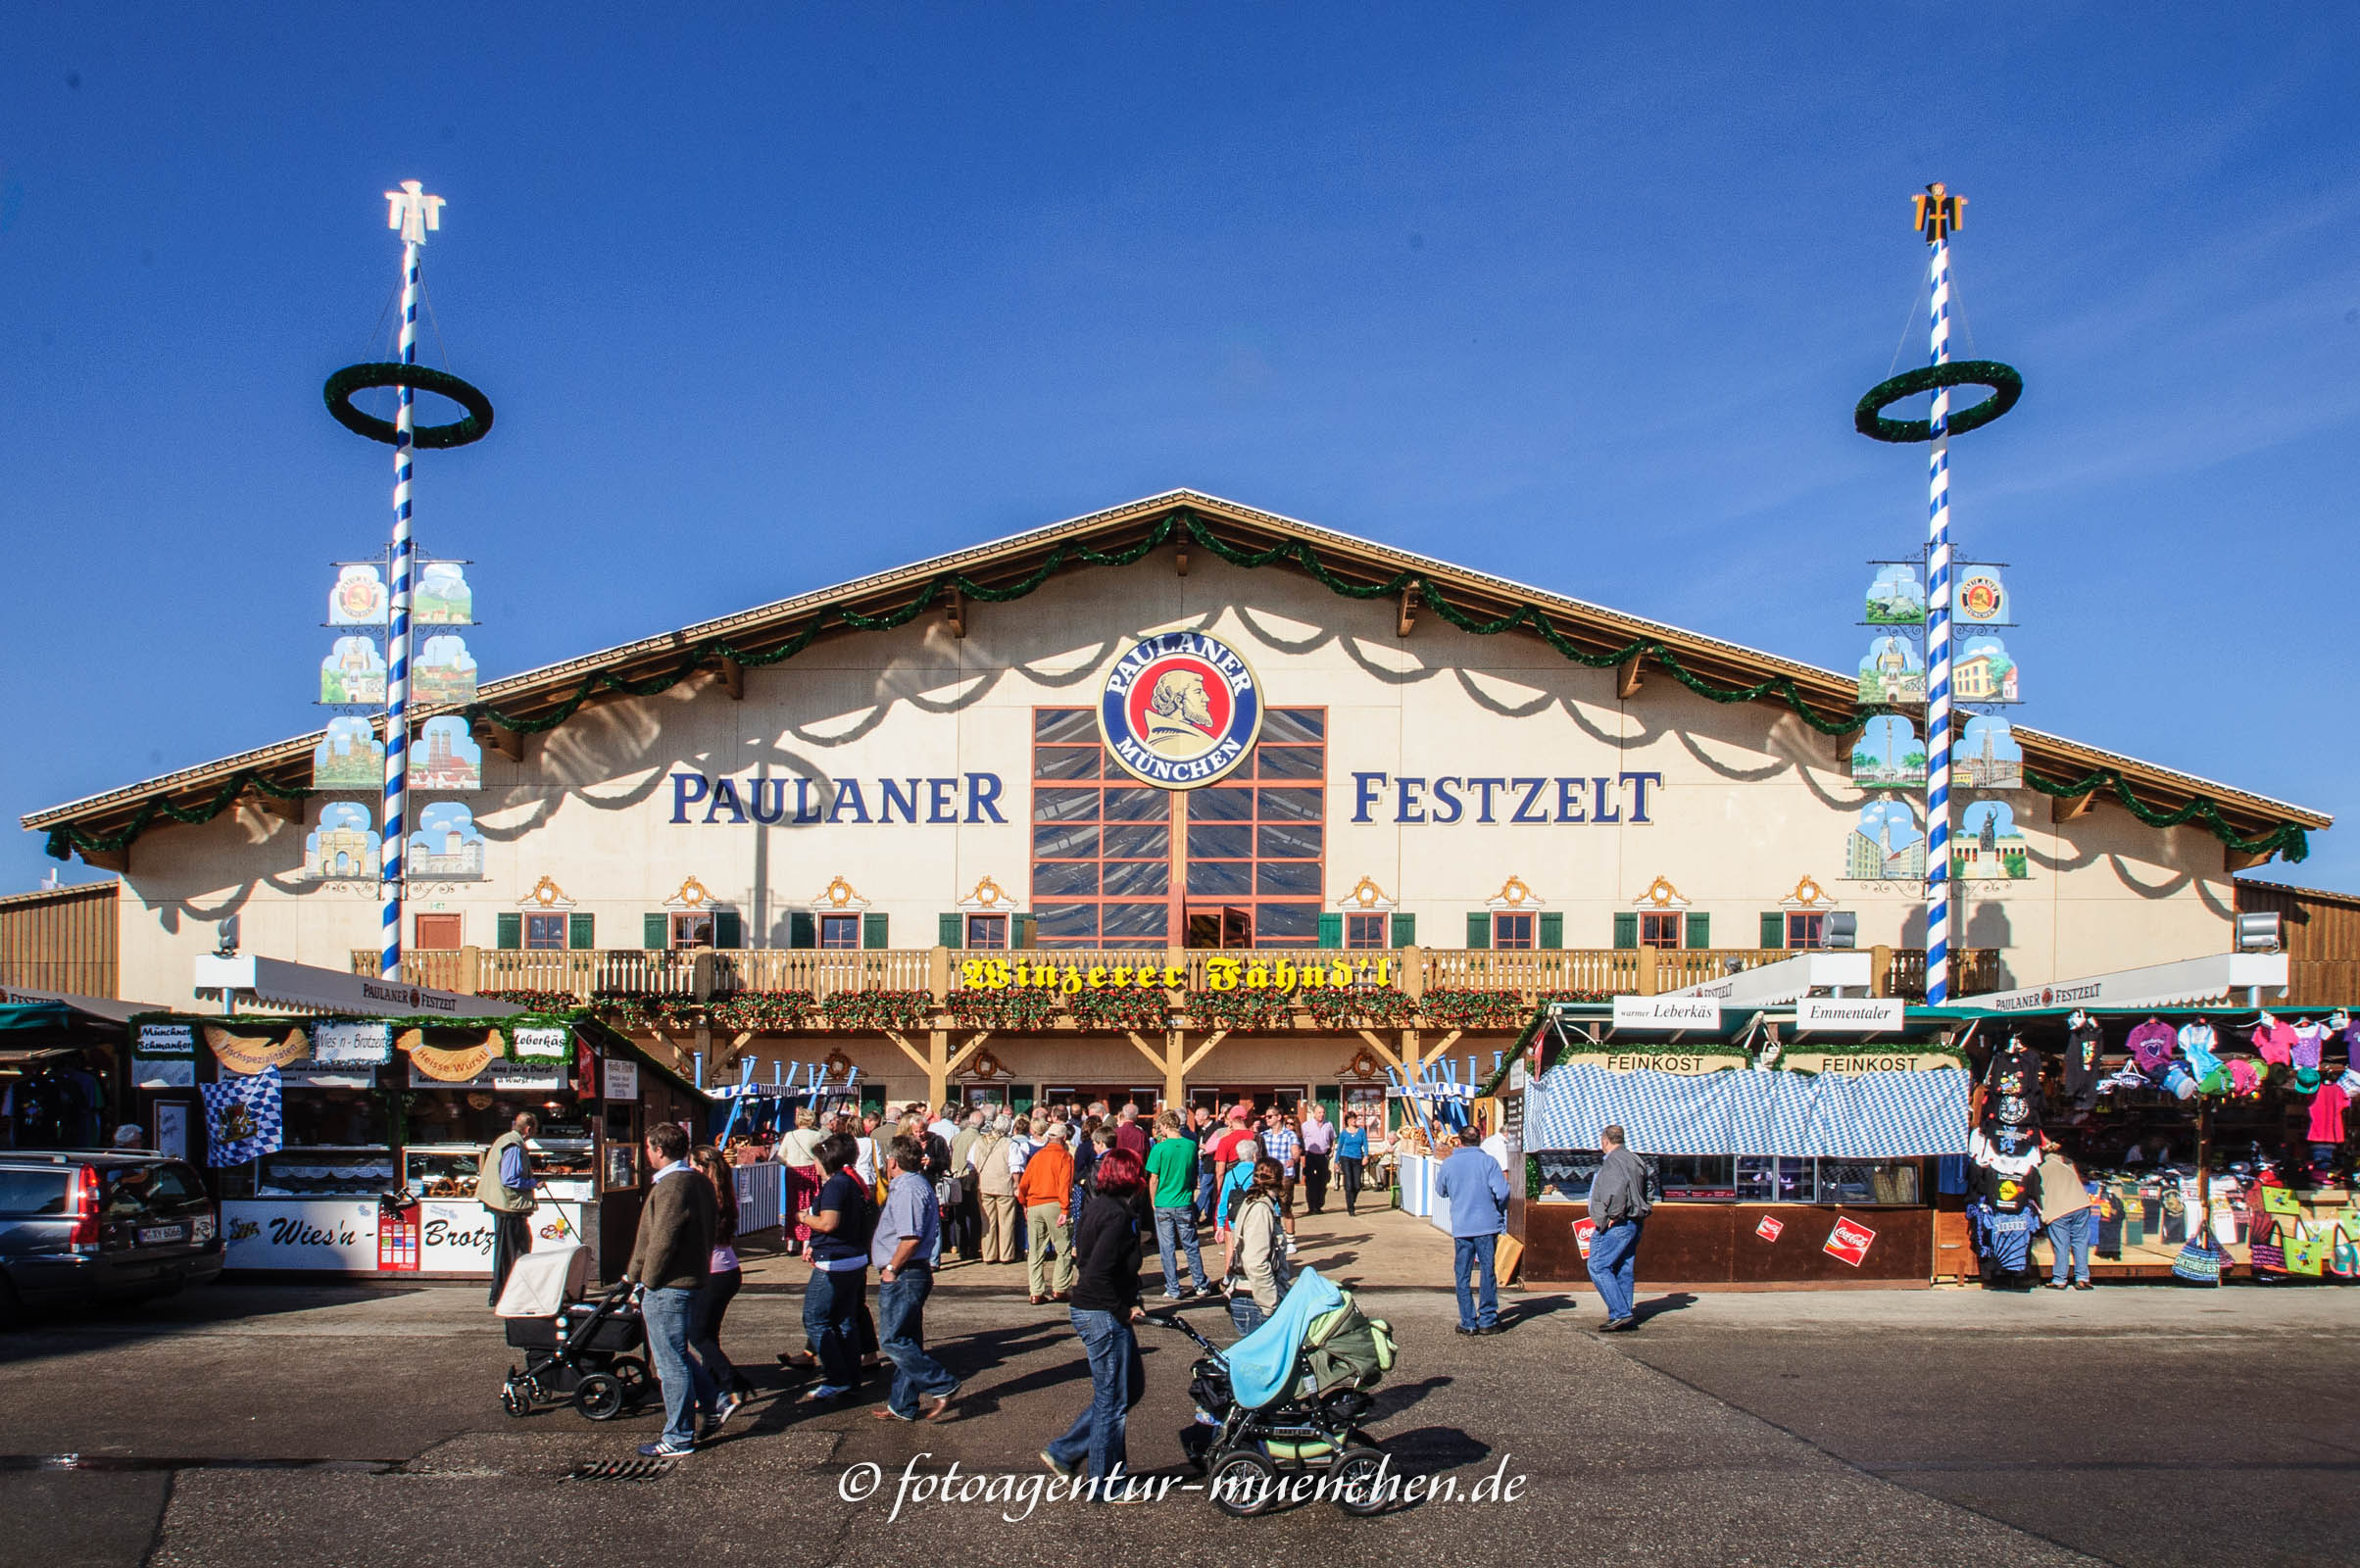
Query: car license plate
[{"left": 138, "top": 1224, "right": 186, "bottom": 1246}]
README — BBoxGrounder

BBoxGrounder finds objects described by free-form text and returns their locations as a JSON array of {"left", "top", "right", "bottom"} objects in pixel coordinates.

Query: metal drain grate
[{"left": 565, "top": 1458, "right": 675, "bottom": 1483}]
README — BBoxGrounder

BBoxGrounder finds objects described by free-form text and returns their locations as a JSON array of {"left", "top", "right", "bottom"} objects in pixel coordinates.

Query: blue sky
[{"left": 4, "top": 5, "right": 2356, "bottom": 895}]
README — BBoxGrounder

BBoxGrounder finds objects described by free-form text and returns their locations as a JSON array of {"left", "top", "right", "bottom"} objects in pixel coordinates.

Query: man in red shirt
[
  {"left": 1209, "top": 1105, "right": 1254, "bottom": 1204},
  {"left": 1112, "top": 1102, "right": 1151, "bottom": 1164}
]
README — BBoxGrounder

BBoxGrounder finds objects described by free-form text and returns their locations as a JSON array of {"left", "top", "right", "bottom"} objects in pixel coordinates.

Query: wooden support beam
[
  {"left": 475, "top": 720, "right": 523, "bottom": 761},
  {"left": 1175, "top": 542, "right": 1189, "bottom": 576},
  {"left": 882, "top": 1029, "right": 932, "bottom": 1074},
  {"left": 2050, "top": 790, "right": 2095, "bottom": 823},
  {"left": 1397, "top": 587, "right": 1417, "bottom": 638},
  {"left": 79, "top": 847, "right": 129, "bottom": 874},
  {"left": 1124, "top": 1030, "right": 1167, "bottom": 1073},
  {"left": 714, "top": 657, "right": 745, "bottom": 700},
  {"left": 1354, "top": 1028, "right": 1406, "bottom": 1072},
  {"left": 1617, "top": 653, "right": 1644, "bottom": 699},
  {"left": 945, "top": 588, "right": 965, "bottom": 640},
  {"left": 943, "top": 1029, "right": 992, "bottom": 1079},
  {"left": 1178, "top": 1029, "right": 1229, "bottom": 1075},
  {"left": 2225, "top": 847, "right": 2274, "bottom": 873}
]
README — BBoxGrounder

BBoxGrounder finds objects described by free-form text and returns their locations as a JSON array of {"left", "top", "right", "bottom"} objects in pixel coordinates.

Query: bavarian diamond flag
[{"left": 201, "top": 1066, "right": 285, "bottom": 1166}]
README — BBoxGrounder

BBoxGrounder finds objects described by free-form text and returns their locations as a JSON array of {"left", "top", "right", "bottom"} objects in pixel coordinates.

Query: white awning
[
  {"left": 1657, "top": 951, "right": 1873, "bottom": 1005},
  {"left": 0, "top": 986, "right": 164, "bottom": 1024},
  {"left": 192, "top": 955, "right": 525, "bottom": 1020},
  {"left": 1959, "top": 952, "right": 2288, "bottom": 1013}
]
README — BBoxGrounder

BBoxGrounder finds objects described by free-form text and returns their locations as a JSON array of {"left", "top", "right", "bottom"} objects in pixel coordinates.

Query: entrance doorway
[
  {"left": 1038, "top": 1085, "right": 1162, "bottom": 1117},
  {"left": 1186, "top": 906, "right": 1254, "bottom": 949},
  {"left": 1189, "top": 1084, "right": 1311, "bottom": 1117}
]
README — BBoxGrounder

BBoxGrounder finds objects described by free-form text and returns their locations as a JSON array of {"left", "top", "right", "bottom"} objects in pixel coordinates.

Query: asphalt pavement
[{"left": 1, "top": 1214, "right": 2352, "bottom": 1567}]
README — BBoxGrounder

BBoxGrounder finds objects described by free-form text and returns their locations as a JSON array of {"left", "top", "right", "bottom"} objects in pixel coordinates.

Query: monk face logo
[{"left": 1099, "top": 631, "right": 1263, "bottom": 789}]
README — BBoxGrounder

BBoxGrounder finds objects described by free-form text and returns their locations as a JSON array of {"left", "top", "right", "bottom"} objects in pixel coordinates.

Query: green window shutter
[
  {"left": 1315, "top": 1084, "right": 1342, "bottom": 1116},
  {"left": 1685, "top": 912, "right": 1710, "bottom": 951},
  {"left": 567, "top": 912, "right": 595, "bottom": 950},
  {"left": 1011, "top": 1085, "right": 1036, "bottom": 1116},
  {"left": 1465, "top": 911, "right": 1491, "bottom": 950},
  {"left": 1316, "top": 912, "right": 1344, "bottom": 948},
  {"left": 496, "top": 912, "right": 522, "bottom": 951},
  {"left": 789, "top": 911, "right": 816, "bottom": 949},
  {"left": 1538, "top": 911, "right": 1563, "bottom": 950},
  {"left": 862, "top": 912, "right": 889, "bottom": 950},
  {"left": 1013, "top": 913, "right": 1036, "bottom": 949},
  {"left": 1390, "top": 911, "right": 1415, "bottom": 948},
  {"left": 714, "top": 910, "right": 743, "bottom": 950},
  {"left": 1612, "top": 912, "right": 1639, "bottom": 950},
  {"left": 938, "top": 912, "right": 963, "bottom": 948},
  {"left": 1759, "top": 911, "right": 1786, "bottom": 950},
  {"left": 644, "top": 912, "right": 668, "bottom": 950}
]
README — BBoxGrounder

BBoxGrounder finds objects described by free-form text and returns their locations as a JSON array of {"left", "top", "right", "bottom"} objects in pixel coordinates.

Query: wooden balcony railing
[{"left": 354, "top": 943, "right": 1997, "bottom": 1013}]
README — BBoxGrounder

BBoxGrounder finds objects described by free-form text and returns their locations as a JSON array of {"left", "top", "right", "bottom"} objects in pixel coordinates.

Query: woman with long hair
[
  {"left": 687, "top": 1147, "right": 753, "bottom": 1406},
  {"left": 1221, "top": 1158, "right": 1290, "bottom": 1337},
  {"left": 1040, "top": 1147, "right": 1149, "bottom": 1494}
]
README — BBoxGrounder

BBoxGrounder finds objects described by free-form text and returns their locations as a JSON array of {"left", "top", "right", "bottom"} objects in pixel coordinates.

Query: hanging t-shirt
[
  {"left": 2252, "top": 1019, "right": 2296, "bottom": 1067},
  {"left": 2309, "top": 1086, "right": 2348, "bottom": 1144},
  {"left": 1983, "top": 1039, "right": 2044, "bottom": 1129},
  {"left": 2176, "top": 1022, "right": 2223, "bottom": 1079},
  {"left": 2125, "top": 1019, "right": 2178, "bottom": 1078},
  {"left": 2062, "top": 1020, "right": 2104, "bottom": 1108},
  {"left": 2290, "top": 1022, "right": 2328, "bottom": 1071}
]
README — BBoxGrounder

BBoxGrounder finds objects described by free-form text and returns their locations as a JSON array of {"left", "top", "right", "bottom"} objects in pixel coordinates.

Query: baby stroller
[
  {"left": 495, "top": 1245, "right": 653, "bottom": 1421},
  {"left": 1149, "top": 1267, "right": 1399, "bottom": 1517}
]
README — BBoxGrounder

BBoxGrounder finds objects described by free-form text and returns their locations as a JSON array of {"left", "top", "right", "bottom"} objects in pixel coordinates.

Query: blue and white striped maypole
[
  {"left": 1919, "top": 183, "right": 1959, "bottom": 1006},
  {"left": 379, "top": 181, "right": 444, "bottom": 981}
]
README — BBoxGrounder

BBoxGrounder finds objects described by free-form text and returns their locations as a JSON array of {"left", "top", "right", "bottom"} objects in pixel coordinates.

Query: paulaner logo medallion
[{"left": 1099, "top": 631, "right": 1263, "bottom": 789}]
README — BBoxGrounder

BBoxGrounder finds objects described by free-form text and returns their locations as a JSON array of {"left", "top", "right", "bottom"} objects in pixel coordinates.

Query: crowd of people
[{"left": 598, "top": 1096, "right": 1426, "bottom": 1474}]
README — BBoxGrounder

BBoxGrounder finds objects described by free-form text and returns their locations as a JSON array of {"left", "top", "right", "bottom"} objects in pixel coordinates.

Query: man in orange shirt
[{"left": 1018, "top": 1122, "right": 1077, "bottom": 1304}]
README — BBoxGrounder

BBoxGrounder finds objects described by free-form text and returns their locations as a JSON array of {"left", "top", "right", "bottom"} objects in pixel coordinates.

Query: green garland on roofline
[{"left": 44, "top": 509, "right": 2308, "bottom": 863}]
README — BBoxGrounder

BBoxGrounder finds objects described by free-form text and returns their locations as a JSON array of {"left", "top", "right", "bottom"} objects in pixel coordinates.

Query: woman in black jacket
[{"left": 1040, "top": 1148, "right": 1149, "bottom": 1494}]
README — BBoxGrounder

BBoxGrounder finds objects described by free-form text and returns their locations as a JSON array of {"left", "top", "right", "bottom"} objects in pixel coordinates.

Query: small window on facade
[
  {"left": 1493, "top": 911, "right": 1536, "bottom": 950},
  {"left": 671, "top": 912, "right": 715, "bottom": 949},
  {"left": 524, "top": 913, "right": 567, "bottom": 951},
  {"left": 819, "top": 913, "right": 862, "bottom": 950},
  {"left": 1787, "top": 912, "right": 1828, "bottom": 951},
  {"left": 1344, "top": 912, "right": 1389, "bottom": 950},
  {"left": 1639, "top": 911, "right": 1684, "bottom": 950},
  {"left": 966, "top": 913, "right": 1009, "bottom": 949}
]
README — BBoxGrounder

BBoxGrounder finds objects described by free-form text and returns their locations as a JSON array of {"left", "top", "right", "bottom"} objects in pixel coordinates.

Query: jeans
[
  {"left": 1153, "top": 1205, "right": 1208, "bottom": 1296},
  {"left": 1044, "top": 1307, "right": 1144, "bottom": 1483},
  {"left": 1228, "top": 1294, "right": 1267, "bottom": 1339},
  {"left": 2047, "top": 1206, "right": 2092, "bottom": 1284},
  {"left": 1587, "top": 1218, "right": 1643, "bottom": 1321},
  {"left": 689, "top": 1267, "right": 741, "bottom": 1390},
  {"left": 802, "top": 1264, "right": 866, "bottom": 1389},
  {"left": 640, "top": 1285, "right": 715, "bottom": 1448},
  {"left": 1339, "top": 1156, "right": 1364, "bottom": 1214},
  {"left": 1303, "top": 1150, "right": 1331, "bottom": 1212},
  {"left": 878, "top": 1264, "right": 959, "bottom": 1417},
  {"left": 1452, "top": 1233, "right": 1499, "bottom": 1330},
  {"left": 1196, "top": 1166, "right": 1218, "bottom": 1224}
]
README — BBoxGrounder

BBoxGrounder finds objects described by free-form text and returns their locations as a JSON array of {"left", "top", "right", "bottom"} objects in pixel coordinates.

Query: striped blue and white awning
[{"left": 1527, "top": 1064, "right": 1968, "bottom": 1158}]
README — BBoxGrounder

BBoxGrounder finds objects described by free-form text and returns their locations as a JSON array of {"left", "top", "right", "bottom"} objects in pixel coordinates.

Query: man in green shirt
[{"left": 1146, "top": 1110, "right": 1210, "bottom": 1299}]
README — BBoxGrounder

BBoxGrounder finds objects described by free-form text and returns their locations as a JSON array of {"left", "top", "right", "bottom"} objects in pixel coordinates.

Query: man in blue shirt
[
  {"left": 1432, "top": 1124, "right": 1511, "bottom": 1336},
  {"left": 873, "top": 1135, "right": 960, "bottom": 1422}
]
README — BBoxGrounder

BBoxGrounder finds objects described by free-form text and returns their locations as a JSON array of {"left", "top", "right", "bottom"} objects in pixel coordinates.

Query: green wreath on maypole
[{"left": 1853, "top": 359, "right": 2022, "bottom": 443}]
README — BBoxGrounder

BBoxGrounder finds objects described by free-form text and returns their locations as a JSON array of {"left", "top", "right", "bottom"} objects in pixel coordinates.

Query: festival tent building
[{"left": 24, "top": 490, "right": 2325, "bottom": 1124}]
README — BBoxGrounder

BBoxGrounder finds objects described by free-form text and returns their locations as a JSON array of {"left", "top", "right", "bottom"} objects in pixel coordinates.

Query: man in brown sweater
[{"left": 625, "top": 1121, "right": 717, "bottom": 1456}]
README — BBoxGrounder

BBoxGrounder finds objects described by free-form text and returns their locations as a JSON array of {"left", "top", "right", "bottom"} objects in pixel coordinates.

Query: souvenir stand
[
  {"left": 1942, "top": 1001, "right": 2359, "bottom": 1282},
  {"left": 0, "top": 996, "right": 134, "bottom": 1152},
  {"left": 142, "top": 1005, "right": 697, "bottom": 1280},
  {"left": 1507, "top": 998, "right": 1973, "bottom": 1287},
  {"left": 1385, "top": 1055, "right": 1480, "bottom": 1221}
]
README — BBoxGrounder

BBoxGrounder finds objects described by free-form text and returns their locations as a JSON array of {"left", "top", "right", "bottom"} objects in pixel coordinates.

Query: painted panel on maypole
[
  {"left": 321, "top": 181, "right": 494, "bottom": 982},
  {"left": 1850, "top": 182, "right": 2020, "bottom": 1006}
]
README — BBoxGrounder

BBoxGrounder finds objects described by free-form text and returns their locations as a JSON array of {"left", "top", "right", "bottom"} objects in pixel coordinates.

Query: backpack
[{"left": 1302, "top": 1289, "right": 1397, "bottom": 1393}]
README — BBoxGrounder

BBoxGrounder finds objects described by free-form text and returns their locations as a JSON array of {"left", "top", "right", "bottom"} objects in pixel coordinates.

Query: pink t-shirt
[
  {"left": 2308, "top": 1086, "right": 2347, "bottom": 1144},
  {"left": 2253, "top": 1020, "right": 2296, "bottom": 1066}
]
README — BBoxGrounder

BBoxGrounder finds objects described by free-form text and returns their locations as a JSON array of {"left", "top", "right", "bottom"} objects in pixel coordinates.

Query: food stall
[
  {"left": 142, "top": 1006, "right": 699, "bottom": 1280},
  {"left": 1505, "top": 997, "right": 1970, "bottom": 1287},
  {"left": 2, "top": 992, "right": 142, "bottom": 1152}
]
